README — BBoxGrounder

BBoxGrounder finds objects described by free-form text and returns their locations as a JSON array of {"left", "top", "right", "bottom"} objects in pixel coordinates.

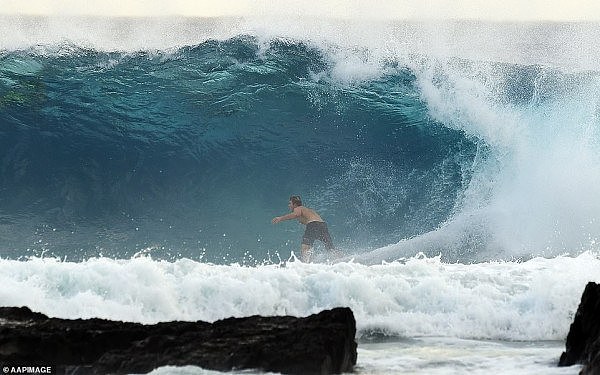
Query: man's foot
[{"left": 301, "top": 249, "right": 313, "bottom": 262}]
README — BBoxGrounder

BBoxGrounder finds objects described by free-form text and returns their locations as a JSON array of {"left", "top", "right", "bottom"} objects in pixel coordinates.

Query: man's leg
[
  {"left": 301, "top": 244, "right": 313, "bottom": 262},
  {"left": 320, "top": 225, "right": 342, "bottom": 258}
]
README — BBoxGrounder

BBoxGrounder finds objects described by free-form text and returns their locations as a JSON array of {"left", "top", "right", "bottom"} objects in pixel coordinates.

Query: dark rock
[
  {"left": 559, "top": 282, "right": 600, "bottom": 375},
  {"left": 0, "top": 306, "right": 357, "bottom": 374}
]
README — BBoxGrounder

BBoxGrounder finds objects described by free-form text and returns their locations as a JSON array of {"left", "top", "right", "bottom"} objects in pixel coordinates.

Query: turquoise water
[{"left": 0, "top": 37, "right": 474, "bottom": 262}]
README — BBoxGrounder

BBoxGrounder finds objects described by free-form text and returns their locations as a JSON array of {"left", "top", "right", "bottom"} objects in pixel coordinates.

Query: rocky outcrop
[
  {"left": 0, "top": 306, "right": 357, "bottom": 375},
  {"left": 559, "top": 282, "right": 600, "bottom": 375}
]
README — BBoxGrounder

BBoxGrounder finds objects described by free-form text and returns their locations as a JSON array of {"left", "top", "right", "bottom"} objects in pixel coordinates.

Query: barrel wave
[
  {"left": 3, "top": 20, "right": 600, "bottom": 265},
  {"left": 0, "top": 37, "right": 475, "bottom": 262}
]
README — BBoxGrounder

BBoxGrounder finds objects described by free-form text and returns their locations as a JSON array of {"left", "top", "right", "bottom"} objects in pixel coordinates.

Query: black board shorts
[{"left": 302, "top": 221, "right": 334, "bottom": 250}]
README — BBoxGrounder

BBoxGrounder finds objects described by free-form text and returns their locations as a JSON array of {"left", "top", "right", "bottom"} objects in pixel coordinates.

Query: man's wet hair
[{"left": 289, "top": 195, "right": 302, "bottom": 207}]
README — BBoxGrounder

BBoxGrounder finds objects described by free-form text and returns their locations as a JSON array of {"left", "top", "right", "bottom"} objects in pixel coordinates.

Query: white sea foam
[
  {"left": 0, "top": 252, "right": 598, "bottom": 341},
  {"left": 356, "top": 338, "right": 579, "bottom": 375},
  {"left": 398, "top": 57, "right": 600, "bottom": 261}
]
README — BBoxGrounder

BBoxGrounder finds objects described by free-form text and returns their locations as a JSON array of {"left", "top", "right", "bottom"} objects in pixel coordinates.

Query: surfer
[{"left": 272, "top": 195, "right": 335, "bottom": 262}]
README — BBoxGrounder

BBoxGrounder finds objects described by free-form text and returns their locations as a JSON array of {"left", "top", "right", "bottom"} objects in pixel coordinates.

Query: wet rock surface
[
  {"left": 0, "top": 306, "right": 357, "bottom": 374},
  {"left": 559, "top": 282, "right": 600, "bottom": 375}
]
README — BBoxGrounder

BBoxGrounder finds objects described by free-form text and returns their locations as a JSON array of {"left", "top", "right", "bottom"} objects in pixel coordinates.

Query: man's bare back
[{"left": 295, "top": 206, "right": 324, "bottom": 225}]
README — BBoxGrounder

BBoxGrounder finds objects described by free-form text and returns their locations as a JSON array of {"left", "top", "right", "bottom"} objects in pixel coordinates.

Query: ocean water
[{"left": 2, "top": 13, "right": 600, "bottom": 374}]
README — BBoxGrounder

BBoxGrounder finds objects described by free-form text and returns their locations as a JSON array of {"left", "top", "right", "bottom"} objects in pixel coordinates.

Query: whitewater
[{"left": 2, "top": 11, "right": 600, "bottom": 375}]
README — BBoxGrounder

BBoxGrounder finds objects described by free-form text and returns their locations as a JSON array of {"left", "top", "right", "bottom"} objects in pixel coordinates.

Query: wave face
[
  {"left": 2, "top": 17, "right": 600, "bottom": 264},
  {"left": 0, "top": 37, "right": 476, "bottom": 262}
]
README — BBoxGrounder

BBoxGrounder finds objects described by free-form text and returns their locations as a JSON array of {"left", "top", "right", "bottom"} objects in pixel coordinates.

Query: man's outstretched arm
[{"left": 272, "top": 207, "right": 302, "bottom": 224}]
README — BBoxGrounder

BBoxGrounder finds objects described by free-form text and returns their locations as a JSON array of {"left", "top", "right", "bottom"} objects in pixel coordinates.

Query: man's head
[{"left": 289, "top": 195, "right": 302, "bottom": 209}]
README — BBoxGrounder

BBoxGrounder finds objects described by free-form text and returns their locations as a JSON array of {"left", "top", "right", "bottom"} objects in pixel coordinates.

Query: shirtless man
[{"left": 272, "top": 195, "right": 335, "bottom": 262}]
